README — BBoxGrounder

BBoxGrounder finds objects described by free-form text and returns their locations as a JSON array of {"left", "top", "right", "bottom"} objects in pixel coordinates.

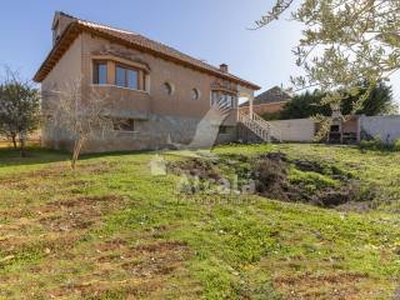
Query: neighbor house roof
[
  {"left": 34, "top": 12, "right": 260, "bottom": 90},
  {"left": 240, "top": 86, "right": 292, "bottom": 107}
]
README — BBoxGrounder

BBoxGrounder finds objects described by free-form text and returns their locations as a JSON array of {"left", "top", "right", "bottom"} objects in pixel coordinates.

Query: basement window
[
  {"left": 93, "top": 61, "right": 108, "bottom": 85},
  {"left": 219, "top": 126, "right": 230, "bottom": 134},
  {"left": 113, "top": 118, "right": 135, "bottom": 132}
]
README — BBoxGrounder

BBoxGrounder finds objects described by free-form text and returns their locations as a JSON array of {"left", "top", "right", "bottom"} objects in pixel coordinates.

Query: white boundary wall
[
  {"left": 269, "top": 119, "right": 315, "bottom": 142},
  {"left": 360, "top": 115, "right": 400, "bottom": 143}
]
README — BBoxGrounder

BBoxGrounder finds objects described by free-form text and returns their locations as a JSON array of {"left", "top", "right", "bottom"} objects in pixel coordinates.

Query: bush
[
  {"left": 359, "top": 138, "right": 400, "bottom": 152},
  {"left": 394, "top": 140, "right": 400, "bottom": 151},
  {"left": 261, "top": 111, "right": 282, "bottom": 121}
]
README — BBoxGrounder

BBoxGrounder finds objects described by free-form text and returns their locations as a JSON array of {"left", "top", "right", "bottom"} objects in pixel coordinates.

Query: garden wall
[
  {"left": 360, "top": 115, "right": 400, "bottom": 143},
  {"left": 269, "top": 119, "right": 315, "bottom": 142}
]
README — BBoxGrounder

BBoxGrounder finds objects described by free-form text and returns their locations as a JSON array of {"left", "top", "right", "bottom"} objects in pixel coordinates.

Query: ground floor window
[{"left": 113, "top": 118, "right": 135, "bottom": 132}]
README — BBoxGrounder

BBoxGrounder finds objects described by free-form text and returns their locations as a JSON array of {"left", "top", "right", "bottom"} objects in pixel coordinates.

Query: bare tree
[{"left": 46, "top": 79, "right": 116, "bottom": 169}]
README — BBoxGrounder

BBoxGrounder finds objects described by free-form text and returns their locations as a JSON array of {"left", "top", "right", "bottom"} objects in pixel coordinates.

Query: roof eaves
[{"left": 34, "top": 18, "right": 261, "bottom": 90}]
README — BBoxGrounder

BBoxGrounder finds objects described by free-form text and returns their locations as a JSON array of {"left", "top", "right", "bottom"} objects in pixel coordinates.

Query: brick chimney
[
  {"left": 52, "top": 11, "right": 75, "bottom": 45},
  {"left": 220, "top": 64, "right": 228, "bottom": 73}
]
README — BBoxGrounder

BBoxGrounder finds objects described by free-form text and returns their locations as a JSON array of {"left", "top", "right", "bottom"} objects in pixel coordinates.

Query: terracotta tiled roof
[
  {"left": 34, "top": 13, "right": 260, "bottom": 90},
  {"left": 240, "top": 86, "right": 292, "bottom": 107}
]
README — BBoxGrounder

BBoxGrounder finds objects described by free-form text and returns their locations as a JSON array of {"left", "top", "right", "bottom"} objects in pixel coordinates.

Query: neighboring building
[
  {"left": 34, "top": 12, "right": 261, "bottom": 152},
  {"left": 240, "top": 86, "right": 292, "bottom": 115}
]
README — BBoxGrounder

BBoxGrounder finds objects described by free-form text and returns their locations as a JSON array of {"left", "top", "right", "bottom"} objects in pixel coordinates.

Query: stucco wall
[
  {"left": 80, "top": 33, "right": 240, "bottom": 125},
  {"left": 41, "top": 35, "right": 83, "bottom": 149},
  {"left": 42, "top": 35, "right": 83, "bottom": 92},
  {"left": 79, "top": 114, "right": 199, "bottom": 153},
  {"left": 360, "top": 115, "right": 400, "bottom": 143},
  {"left": 269, "top": 119, "right": 315, "bottom": 142}
]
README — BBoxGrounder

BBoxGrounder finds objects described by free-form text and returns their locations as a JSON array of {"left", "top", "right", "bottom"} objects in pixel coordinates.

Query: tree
[
  {"left": 0, "top": 69, "right": 41, "bottom": 156},
  {"left": 256, "top": 1, "right": 400, "bottom": 123},
  {"left": 280, "top": 81, "right": 396, "bottom": 120},
  {"left": 46, "top": 80, "right": 116, "bottom": 169},
  {"left": 341, "top": 81, "right": 396, "bottom": 116},
  {"left": 280, "top": 89, "right": 329, "bottom": 120}
]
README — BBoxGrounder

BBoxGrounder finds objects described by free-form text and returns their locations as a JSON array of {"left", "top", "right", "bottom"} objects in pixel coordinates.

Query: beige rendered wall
[
  {"left": 42, "top": 35, "right": 82, "bottom": 92},
  {"left": 81, "top": 33, "right": 239, "bottom": 121},
  {"left": 41, "top": 35, "right": 83, "bottom": 149},
  {"left": 269, "top": 119, "right": 316, "bottom": 142}
]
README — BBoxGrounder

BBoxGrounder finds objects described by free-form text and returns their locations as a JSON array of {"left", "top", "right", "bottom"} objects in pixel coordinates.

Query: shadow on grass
[
  {"left": 0, "top": 146, "right": 155, "bottom": 168},
  {"left": 0, "top": 146, "right": 70, "bottom": 167}
]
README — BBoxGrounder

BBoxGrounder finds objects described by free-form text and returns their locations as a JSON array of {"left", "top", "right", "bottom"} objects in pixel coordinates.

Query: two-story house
[{"left": 34, "top": 12, "right": 265, "bottom": 152}]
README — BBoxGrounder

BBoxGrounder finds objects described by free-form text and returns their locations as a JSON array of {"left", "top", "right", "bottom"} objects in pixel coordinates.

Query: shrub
[
  {"left": 360, "top": 138, "right": 400, "bottom": 152},
  {"left": 394, "top": 140, "right": 400, "bottom": 152}
]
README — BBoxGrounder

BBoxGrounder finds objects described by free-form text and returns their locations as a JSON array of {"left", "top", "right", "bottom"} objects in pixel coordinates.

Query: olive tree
[
  {"left": 255, "top": 0, "right": 400, "bottom": 135},
  {"left": 0, "top": 69, "right": 41, "bottom": 156}
]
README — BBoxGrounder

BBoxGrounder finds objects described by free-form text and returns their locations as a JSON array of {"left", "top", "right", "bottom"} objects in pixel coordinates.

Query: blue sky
[{"left": 0, "top": 0, "right": 399, "bottom": 105}]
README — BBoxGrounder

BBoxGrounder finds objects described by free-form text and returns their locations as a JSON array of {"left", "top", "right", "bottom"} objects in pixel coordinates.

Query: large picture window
[
  {"left": 93, "top": 61, "right": 108, "bottom": 85},
  {"left": 115, "top": 65, "right": 139, "bottom": 90}
]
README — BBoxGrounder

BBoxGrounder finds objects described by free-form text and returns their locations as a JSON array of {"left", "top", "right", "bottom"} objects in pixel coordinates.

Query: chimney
[
  {"left": 220, "top": 64, "right": 228, "bottom": 73},
  {"left": 52, "top": 11, "right": 75, "bottom": 45}
]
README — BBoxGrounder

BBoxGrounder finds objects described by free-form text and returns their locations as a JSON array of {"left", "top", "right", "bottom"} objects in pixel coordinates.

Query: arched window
[
  {"left": 191, "top": 88, "right": 200, "bottom": 100},
  {"left": 164, "top": 82, "right": 174, "bottom": 95}
]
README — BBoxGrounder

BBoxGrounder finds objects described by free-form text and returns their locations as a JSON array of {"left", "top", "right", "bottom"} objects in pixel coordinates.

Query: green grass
[{"left": 0, "top": 144, "right": 399, "bottom": 299}]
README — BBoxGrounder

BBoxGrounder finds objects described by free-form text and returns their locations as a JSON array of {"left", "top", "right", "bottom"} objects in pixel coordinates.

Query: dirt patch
[
  {"left": 123, "top": 241, "right": 192, "bottom": 277},
  {"left": 169, "top": 152, "right": 368, "bottom": 208},
  {"left": 169, "top": 158, "right": 222, "bottom": 181},
  {"left": 274, "top": 272, "right": 372, "bottom": 299},
  {"left": 0, "top": 179, "right": 30, "bottom": 190},
  {"left": 48, "top": 279, "right": 162, "bottom": 299},
  {"left": 46, "top": 239, "right": 193, "bottom": 299},
  {"left": 0, "top": 195, "right": 127, "bottom": 259},
  {"left": 38, "top": 195, "right": 125, "bottom": 232}
]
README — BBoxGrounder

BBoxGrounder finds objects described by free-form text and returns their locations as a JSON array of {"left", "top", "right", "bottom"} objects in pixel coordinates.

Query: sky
[{"left": 0, "top": 0, "right": 399, "bottom": 107}]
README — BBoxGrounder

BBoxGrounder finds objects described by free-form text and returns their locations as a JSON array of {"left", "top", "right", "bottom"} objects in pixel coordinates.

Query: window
[
  {"left": 164, "top": 82, "right": 174, "bottom": 95},
  {"left": 115, "top": 65, "right": 139, "bottom": 90},
  {"left": 219, "top": 126, "right": 230, "bottom": 134},
  {"left": 93, "top": 61, "right": 108, "bottom": 85},
  {"left": 192, "top": 88, "right": 200, "bottom": 100},
  {"left": 113, "top": 118, "right": 135, "bottom": 132},
  {"left": 211, "top": 91, "right": 219, "bottom": 105},
  {"left": 211, "top": 91, "right": 236, "bottom": 108}
]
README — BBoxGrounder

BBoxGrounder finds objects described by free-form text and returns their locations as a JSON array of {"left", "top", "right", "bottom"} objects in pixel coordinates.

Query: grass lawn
[{"left": 0, "top": 143, "right": 399, "bottom": 299}]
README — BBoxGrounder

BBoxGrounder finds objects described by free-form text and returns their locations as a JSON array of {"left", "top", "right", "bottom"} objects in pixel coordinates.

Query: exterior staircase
[{"left": 238, "top": 111, "right": 282, "bottom": 143}]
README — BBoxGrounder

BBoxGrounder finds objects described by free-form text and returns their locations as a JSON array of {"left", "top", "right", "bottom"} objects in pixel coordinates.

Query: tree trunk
[
  {"left": 11, "top": 134, "right": 17, "bottom": 150},
  {"left": 19, "top": 137, "right": 26, "bottom": 157},
  {"left": 71, "top": 137, "right": 85, "bottom": 170}
]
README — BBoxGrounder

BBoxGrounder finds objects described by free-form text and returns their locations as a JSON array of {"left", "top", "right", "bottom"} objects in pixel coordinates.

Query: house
[
  {"left": 34, "top": 12, "right": 269, "bottom": 152},
  {"left": 240, "top": 86, "right": 292, "bottom": 116}
]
